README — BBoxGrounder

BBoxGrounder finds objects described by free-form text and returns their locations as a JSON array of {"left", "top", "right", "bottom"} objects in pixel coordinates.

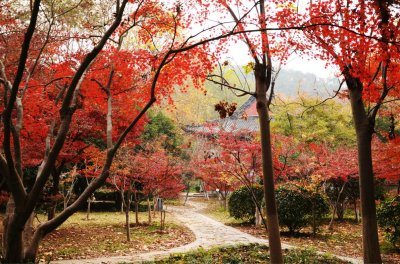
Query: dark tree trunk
[
  {"left": 147, "top": 196, "right": 152, "bottom": 223},
  {"left": 183, "top": 187, "right": 190, "bottom": 206},
  {"left": 336, "top": 202, "right": 345, "bottom": 221},
  {"left": 48, "top": 165, "right": 62, "bottom": 221},
  {"left": 134, "top": 190, "right": 139, "bottom": 225},
  {"left": 3, "top": 216, "right": 24, "bottom": 263},
  {"left": 47, "top": 205, "right": 56, "bottom": 221},
  {"left": 125, "top": 189, "right": 131, "bottom": 241},
  {"left": 2, "top": 197, "right": 35, "bottom": 263},
  {"left": 312, "top": 195, "right": 316, "bottom": 237},
  {"left": 255, "top": 63, "right": 283, "bottom": 264},
  {"left": 348, "top": 77, "right": 382, "bottom": 263}
]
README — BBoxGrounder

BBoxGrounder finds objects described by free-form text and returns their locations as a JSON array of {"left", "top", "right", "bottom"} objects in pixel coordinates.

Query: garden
[{"left": 0, "top": 0, "right": 400, "bottom": 263}]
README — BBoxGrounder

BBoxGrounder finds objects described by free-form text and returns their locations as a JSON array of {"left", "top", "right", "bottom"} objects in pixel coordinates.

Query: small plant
[
  {"left": 228, "top": 185, "right": 264, "bottom": 222},
  {"left": 276, "top": 184, "right": 329, "bottom": 234},
  {"left": 377, "top": 195, "right": 400, "bottom": 248}
]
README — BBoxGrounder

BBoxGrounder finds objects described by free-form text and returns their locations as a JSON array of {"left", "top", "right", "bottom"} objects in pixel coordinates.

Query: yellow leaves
[
  {"left": 242, "top": 62, "right": 255, "bottom": 74},
  {"left": 277, "top": 2, "right": 298, "bottom": 11}
]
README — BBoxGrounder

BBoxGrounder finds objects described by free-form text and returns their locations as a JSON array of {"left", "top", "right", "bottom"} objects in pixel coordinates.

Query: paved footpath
[{"left": 52, "top": 198, "right": 362, "bottom": 264}]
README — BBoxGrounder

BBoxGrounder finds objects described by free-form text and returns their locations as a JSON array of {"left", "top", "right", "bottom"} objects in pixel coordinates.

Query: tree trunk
[
  {"left": 3, "top": 198, "right": 24, "bottom": 263},
  {"left": 255, "top": 205, "right": 261, "bottom": 227},
  {"left": 134, "top": 191, "right": 139, "bottom": 225},
  {"left": 248, "top": 186, "right": 268, "bottom": 231},
  {"left": 4, "top": 221, "right": 24, "bottom": 263},
  {"left": 120, "top": 190, "right": 125, "bottom": 213},
  {"left": 220, "top": 192, "right": 227, "bottom": 210},
  {"left": 255, "top": 63, "right": 283, "bottom": 264},
  {"left": 336, "top": 201, "right": 345, "bottom": 221},
  {"left": 153, "top": 197, "right": 156, "bottom": 218},
  {"left": 160, "top": 210, "right": 166, "bottom": 230},
  {"left": 354, "top": 198, "right": 359, "bottom": 222},
  {"left": 329, "top": 180, "right": 347, "bottom": 230},
  {"left": 312, "top": 195, "right": 316, "bottom": 238},
  {"left": 147, "top": 196, "right": 152, "bottom": 223},
  {"left": 183, "top": 187, "right": 190, "bottom": 206},
  {"left": 48, "top": 166, "right": 62, "bottom": 221},
  {"left": 47, "top": 206, "right": 56, "bottom": 221},
  {"left": 86, "top": 197, "right": 92, "bottom": 220},
  {"left": 202, "top": 181, "right": 209, "bottom": 200},
  {"left": 2, "top": 197, "right": 37, "bottom": 263},
  {"left": 125, "top": 190, "right": 131, "bottom": 241},
  {"left": 348, "top": 80, "right": 382, "bottom": 263}
]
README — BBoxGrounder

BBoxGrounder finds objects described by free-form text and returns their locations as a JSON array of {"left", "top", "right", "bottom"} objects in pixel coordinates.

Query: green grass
[
  {"left": 57, "top": 246, "right": 81, "bottom": 257},
  {"left": 164, "top": 198, "right": 184, "bottom": 206},
  {"left": 35, "top": 211, "right": 154, "bottom": 228},
  {"left": 199, "top": 198, "right": 243, "bottom": 225},
  {"left": 140, "top": 244, "right": 351, "bottom": 264}
]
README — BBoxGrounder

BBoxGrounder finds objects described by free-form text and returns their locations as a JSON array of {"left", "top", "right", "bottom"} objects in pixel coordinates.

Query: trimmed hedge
[
  {"left": 276, "top": 184, "right": 329, "bottom": 234},
  {"left": 228, "top": 185, "right": 264, "bottom": 221}
]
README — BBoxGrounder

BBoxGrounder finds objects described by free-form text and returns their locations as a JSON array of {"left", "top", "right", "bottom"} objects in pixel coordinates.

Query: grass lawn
[
  {"left": 142, "top": 243, "right": 351, "bottom": 264},
  {"left": 32, "top": 210, "right": 194, "bottom": 262},
  {"left": 198, "top": 197, "right": 400, "bottom": 264}
]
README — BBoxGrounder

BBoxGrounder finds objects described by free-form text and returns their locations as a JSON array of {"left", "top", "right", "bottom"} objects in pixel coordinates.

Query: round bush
[
  {"left": 228, "top": 185, "right": 264, "bottom": 221},
  {"left": 377, "top": 195, "right": 400, "bottom": 248},
  {"left": 276, "top": 184, "right": 329, "bottom": 234}
]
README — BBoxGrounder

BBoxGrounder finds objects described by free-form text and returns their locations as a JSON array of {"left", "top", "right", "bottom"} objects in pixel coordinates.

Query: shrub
[
  {"left": 377, "top": 195, "right": 400, "bottom": 248},
  {"left": 228, "top": 185, "right": 264, "bottom": 221},
  {"left": 276, "top": 184, "right": 329, "bottom": 234}
]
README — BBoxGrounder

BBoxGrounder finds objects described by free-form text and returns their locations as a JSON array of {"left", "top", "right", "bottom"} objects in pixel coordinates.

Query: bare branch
[{"left": 301, "top": 79, "right": 345, "bottom": 117}]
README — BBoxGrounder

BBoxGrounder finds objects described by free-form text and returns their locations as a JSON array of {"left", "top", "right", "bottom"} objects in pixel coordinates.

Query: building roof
[
  {"left": 185, "top": 97, "right": 260, "bottom": 134},
  {"left": 232, "top": 96, "right": 257, "bottom": 118}
]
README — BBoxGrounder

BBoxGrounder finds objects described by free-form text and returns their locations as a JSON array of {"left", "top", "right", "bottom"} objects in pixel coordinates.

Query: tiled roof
[
  {"left": 232, "top": 96, "right": 257, "bottom": 118},
  {"left": 220, "top": 116, "right": 259, "bottom": 132},
  {"left": 185, "top": 97, "right": 260, "bottom": 134}
]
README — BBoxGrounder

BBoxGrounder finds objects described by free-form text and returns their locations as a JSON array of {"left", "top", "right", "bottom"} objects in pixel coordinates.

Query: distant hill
[
  {"left": 274, "top": 69, "right": 342, "bottom": 97},
  {"left": 162, "top": 68, "right": 344, "bottom": 126}
]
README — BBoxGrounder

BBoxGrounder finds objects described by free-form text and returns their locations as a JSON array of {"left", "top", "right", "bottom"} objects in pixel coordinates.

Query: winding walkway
[{"left": 52, "top": 197, "right": 362, "bottom": 264}]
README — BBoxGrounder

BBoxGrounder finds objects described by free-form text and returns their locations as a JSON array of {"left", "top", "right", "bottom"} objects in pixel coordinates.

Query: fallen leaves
[{"left": 37, "top": 214, "right": 195, "bottom": 262}]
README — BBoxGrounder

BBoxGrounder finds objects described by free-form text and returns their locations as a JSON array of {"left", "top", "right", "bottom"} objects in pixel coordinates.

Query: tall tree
[
  {"left": 204, "top": 1, "right": 295, "bottom": 261},
  {"left": 277, "top": 1, "right": 400, "bottom": 262}
]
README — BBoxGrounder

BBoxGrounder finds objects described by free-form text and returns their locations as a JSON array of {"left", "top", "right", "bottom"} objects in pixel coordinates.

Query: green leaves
[
  {"left": 377, "top": 195, "right": 400, "bottom": 248},
  {"left": 228, "top": 185, "right": 264, "bottom": 221},
  {"left": 276, "top": 184, "right": 329, "bottom": 234},
  {"left": 271, "top": 97, "right": 356, "bottom": 147}
]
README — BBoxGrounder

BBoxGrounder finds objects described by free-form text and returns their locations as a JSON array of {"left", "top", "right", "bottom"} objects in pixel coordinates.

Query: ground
[
  {"left": 143, "top": 244, "right": 350, "bottom": 264},
  {"left": 199, "top": 197, "right": 400, "bottom": 264},
  {"left": 1, "top": 195, "right": 398, "bottom": 263},
  {"left": 49, "top": 196, "right": 361, "bottom": 264},
  {"left": 38, "top": 212, "right": 194, "bottom": 262}
]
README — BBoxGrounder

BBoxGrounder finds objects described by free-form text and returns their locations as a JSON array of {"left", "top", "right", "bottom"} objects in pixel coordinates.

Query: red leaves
[
  {"left": 107, "top": 144, "right": 184, "bottom": 199},
  {"left": 373, "top": 138, "right": 400, "bottom": 183}
]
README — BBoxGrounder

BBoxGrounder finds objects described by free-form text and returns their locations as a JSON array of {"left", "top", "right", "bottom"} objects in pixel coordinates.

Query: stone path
[{"left": 51, "top": 197, "right": 362, "bottom": 264}]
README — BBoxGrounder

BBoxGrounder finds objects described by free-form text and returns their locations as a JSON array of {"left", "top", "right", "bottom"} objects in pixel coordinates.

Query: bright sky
[
  {"left": 188, "top": 0, "right": 339, "bottom": 79},
  {"left": 223, "top": 41, "right": 337, "bottom": 79}
]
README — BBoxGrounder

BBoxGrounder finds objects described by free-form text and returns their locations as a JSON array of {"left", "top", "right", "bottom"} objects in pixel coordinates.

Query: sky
[
  {"left": 223, "top": 41, "right": 337, "bottom": 79},
  {"left": 186, "top": 0, "right": 340, "bottom": 79}
]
